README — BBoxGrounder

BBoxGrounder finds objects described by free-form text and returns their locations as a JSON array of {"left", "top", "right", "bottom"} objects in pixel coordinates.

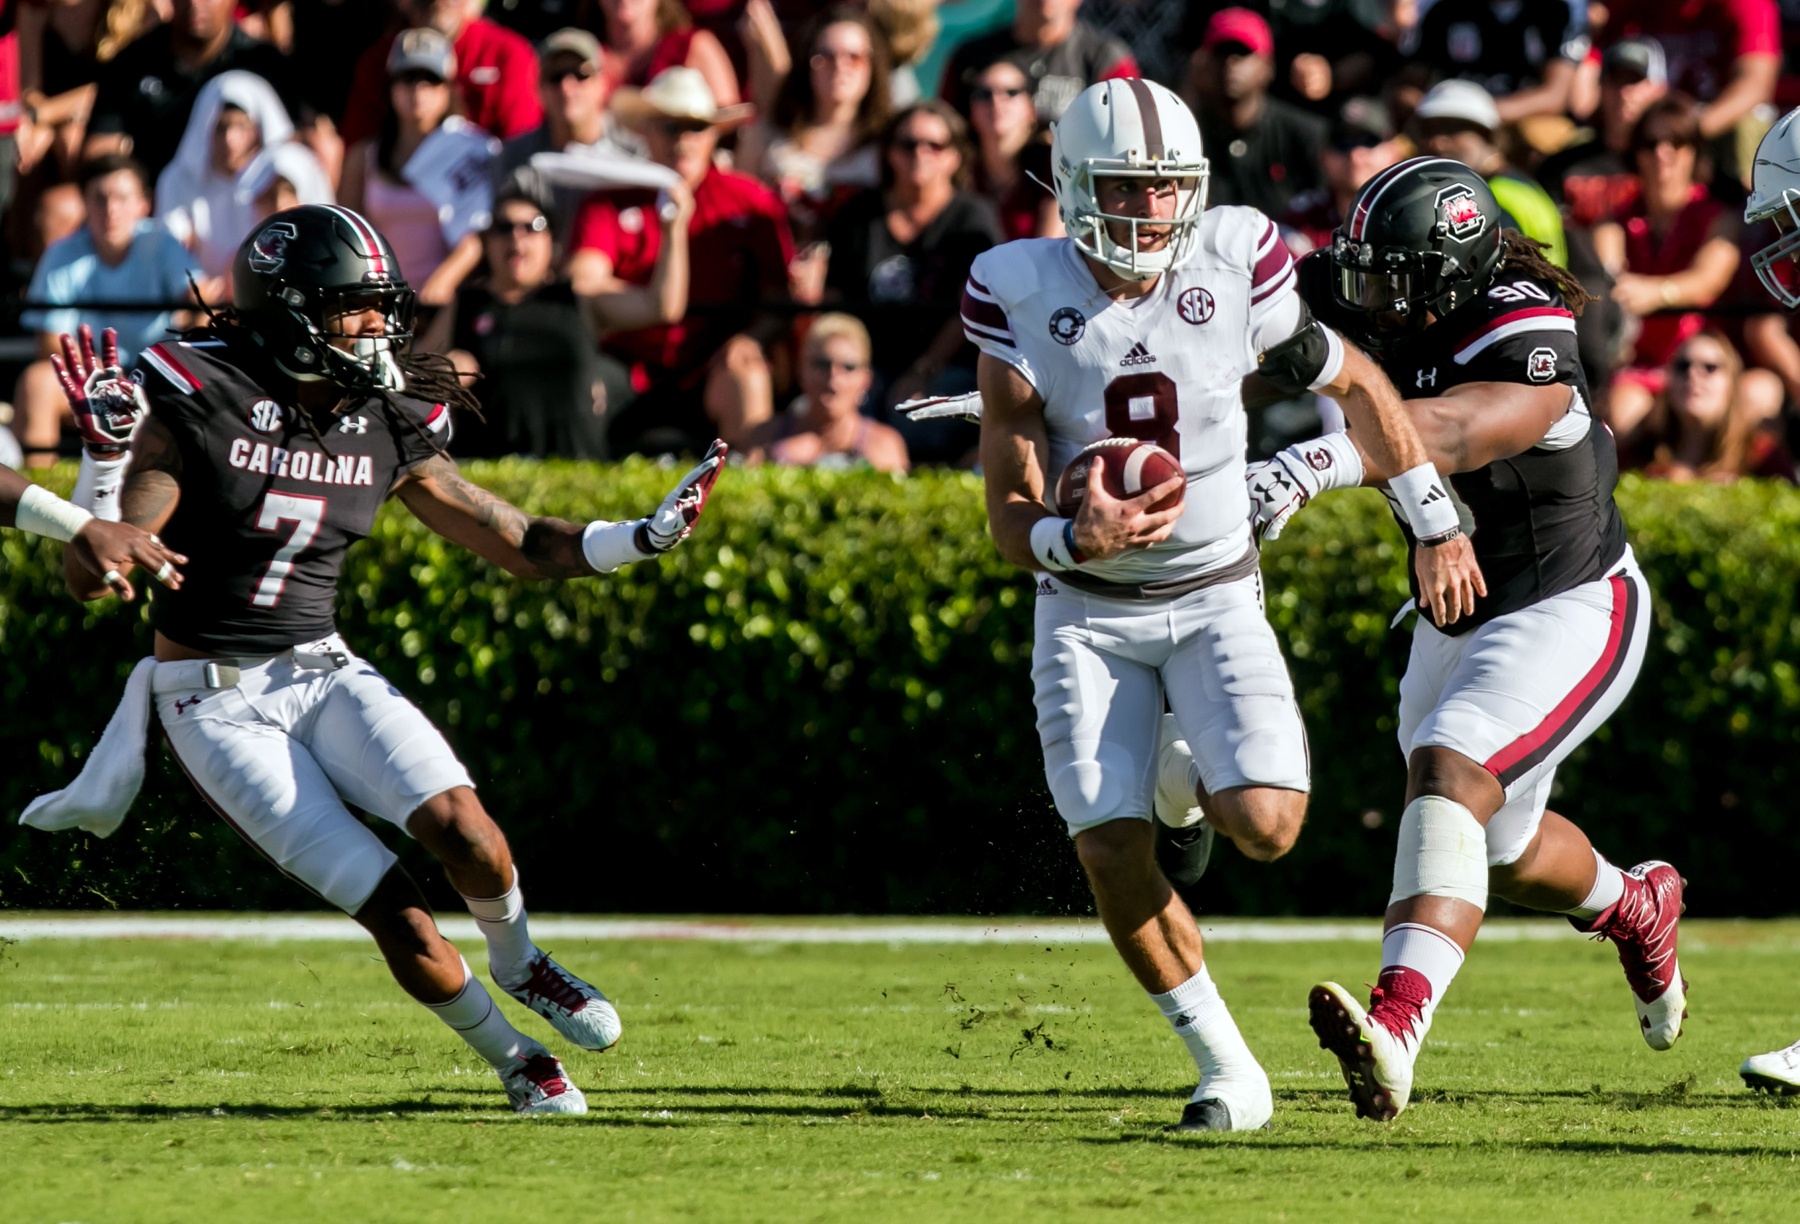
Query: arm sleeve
[{"left": 960, "top": 268, "right": 1037, "bottom": 392}]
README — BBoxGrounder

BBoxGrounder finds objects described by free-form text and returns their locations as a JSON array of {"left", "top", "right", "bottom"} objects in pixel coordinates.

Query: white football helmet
[
  {"left": 1745, "top": 107, "right": 1800, "bottom": 308},
  {"left": 1050, "top": 78, "right": 1209, "bottom": 282}
]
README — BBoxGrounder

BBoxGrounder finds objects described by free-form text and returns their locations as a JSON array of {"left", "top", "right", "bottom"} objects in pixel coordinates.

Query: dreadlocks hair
[
  {"left": 1497, "top": 229, "right": 1593, "bottom": 316},
  {"left": 181, "top": 276, "right": 484, "bottom": 461}
]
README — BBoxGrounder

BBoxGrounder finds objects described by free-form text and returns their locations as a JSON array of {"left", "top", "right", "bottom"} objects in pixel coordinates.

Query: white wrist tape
[
  {"left": 1389, "top": 796, "right": 1489, "bottom": 911},
  {"left": 1279, "top": 430, "right": 1364, "bottom": 498},
  {"left": 1029, "top": 516, "right": 1082, "bottom": 572},
  {"left": 581, "top": 519, "right": 652, "bottom": 572},
  {"left": 72, "top": 452, "right": 130, "bottom": 521},
  {"left": 1389, "top": 462, "right": 1461, "bottom": 541},
  {"left": 14, "top": 484, "right": 95, "bottom": 543}
]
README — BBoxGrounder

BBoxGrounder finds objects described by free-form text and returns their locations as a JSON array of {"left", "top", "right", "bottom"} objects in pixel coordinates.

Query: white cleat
[
  {"left": 502, "top": 954, "right": 623, "bottom": 1052},
  {"left": 1741, "top": 1040, "right": 1800, "bottom": 1095},
  {"left": 1308, "top": 981, "right": 1420, "bottom": 1121},
  {"left": 1153, "top": 713, "right": 1214, "bottom": 889},
  {"left": 500, "top": 1048, "right": 588, "bottom": 1116}
]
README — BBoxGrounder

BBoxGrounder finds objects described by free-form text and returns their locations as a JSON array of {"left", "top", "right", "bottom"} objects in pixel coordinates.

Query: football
[{"left": 1054, "top": 437, "right": 1186, "bottom": 518}]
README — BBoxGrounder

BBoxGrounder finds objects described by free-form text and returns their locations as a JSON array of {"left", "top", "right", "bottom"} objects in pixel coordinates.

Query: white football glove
[
  {"left": 639, "top": 438, "right": 728, "bottom": 553},
  {"left": 897, "top": 392, "right": 983, "bottom": 423},
  {"left": 1245, "top": 433, "right": 1365, "bottom": 543}
]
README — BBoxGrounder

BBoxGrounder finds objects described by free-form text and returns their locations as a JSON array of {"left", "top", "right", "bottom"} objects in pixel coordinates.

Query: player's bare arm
[
  {"left": 396, "top": 440, "right": 728, "bottom": 580},
  {"left": 1367, "top": 381, "right": 1576, "bottom": 478},
  {"left": 395, "top": 455, "right": 594, "bottom": 579},
  {"left": 976, "top": 355, "right": 1183, "bottom": 568}
]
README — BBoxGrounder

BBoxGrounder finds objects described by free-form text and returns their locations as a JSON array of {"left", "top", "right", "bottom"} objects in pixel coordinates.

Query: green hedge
[{"left": 2, "top": 463, "right": 1796, "bottom": 917}]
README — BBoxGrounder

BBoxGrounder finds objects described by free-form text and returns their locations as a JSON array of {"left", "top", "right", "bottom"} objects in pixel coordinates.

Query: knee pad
[
  {"left": 1388, "top": 795, "right": 1488, "bottom": 911},
  {"left": 1047, "top": 746, "right": 1132, "bottom": 831}
]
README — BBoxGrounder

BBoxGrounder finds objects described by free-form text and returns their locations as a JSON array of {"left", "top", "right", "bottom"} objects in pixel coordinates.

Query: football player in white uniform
[
  {"left": 1735, "top": 113, "right": 1800, "bottom": 1095},
  {"left": 957, "top": 78, "right": 1480, "bottom": 1131}
]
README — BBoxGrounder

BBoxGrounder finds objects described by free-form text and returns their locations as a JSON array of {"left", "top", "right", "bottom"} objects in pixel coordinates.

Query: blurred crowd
[{"left": 1, "top": 0, "right": 1796, "bottom": 483}]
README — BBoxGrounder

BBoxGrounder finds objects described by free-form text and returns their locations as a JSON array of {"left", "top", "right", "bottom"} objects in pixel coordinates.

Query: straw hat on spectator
[{"left": 612, "top": 66, "right": 755, "bottom": 132}]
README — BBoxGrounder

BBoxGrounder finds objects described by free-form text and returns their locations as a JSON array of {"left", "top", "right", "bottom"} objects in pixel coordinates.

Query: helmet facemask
[
  {"left": 1748, "top": 188, "right": 1800, "bottom": 309},
  {"left": 1330, "top": 229, "right": 1504, "bottom": 351},
  {"left": 272, "top": 282, "right": 416, "bottom": 392},
  {"left": 1062, "top": 159, "right": 1209, "bottom": 282}
]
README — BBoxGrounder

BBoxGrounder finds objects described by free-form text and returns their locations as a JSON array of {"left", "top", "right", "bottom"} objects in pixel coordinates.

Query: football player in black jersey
[
  {"left": 56, "top": 205, "right": 726, "bottom": 1116},
  {"left": 1243, "top": 159, "right": 1687, "bottom": 1121}
]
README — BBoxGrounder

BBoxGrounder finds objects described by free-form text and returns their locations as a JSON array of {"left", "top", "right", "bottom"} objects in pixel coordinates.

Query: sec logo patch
[
  {"left": 247, "top": 399, "right": 284, "bottom": 432},
  {"left": 1526, "top": 347, "right": 1557, "bottom": 383},
  {"left": 1049, "top": 306, "right": 1086, "bottom": 346},
  {"left": 1177, "top": 287, "right": 1215, "bottom": 325}
]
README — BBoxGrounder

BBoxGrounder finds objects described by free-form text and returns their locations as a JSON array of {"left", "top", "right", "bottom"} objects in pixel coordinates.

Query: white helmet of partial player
[
  {"left": 1745, "top": 107, "right": 1800, "bottom": 308},
  {"left": 1050, "top": 78, "right": 1209, "bottom": 282}
]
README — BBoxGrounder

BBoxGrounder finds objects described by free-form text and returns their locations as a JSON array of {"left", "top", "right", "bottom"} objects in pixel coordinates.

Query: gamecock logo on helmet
[
  {"left": 1435, "top": 185, "right": 1487, "bottom": 243},
  {"left": 247, "top": 222, "right": 299, "bottom": 273}
]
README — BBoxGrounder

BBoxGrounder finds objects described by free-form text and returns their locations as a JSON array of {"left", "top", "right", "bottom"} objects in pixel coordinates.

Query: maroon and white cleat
[
  {"left": 502, "top": 954, "right": 623, "bottom": 1052},
  {"left": 500, "top": 1049, "right": 588, "bottom": 1116},
  {"left": 1308, "top": 972, "right": 1430, "bottom": 1122},
  {"left": 1571, "top": 861, "right": 1688, "bottom": 1051}
]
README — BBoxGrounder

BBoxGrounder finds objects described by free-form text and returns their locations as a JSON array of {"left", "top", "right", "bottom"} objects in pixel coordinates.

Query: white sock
[
  {"left": 424, "top": 958, "right": 535, "bottom": 1069},
  {"left": 72, "top": 452, "right": 129, "bottom": 520},
  {"left": 1150, "top": 964, "right": 1264, "bottom": 1100},
  {"left": 1380, "top": 922, "right": 1465, "bottom": 1002},
  {"left": 462, "top": 871, "right": 542, "bottom": 989},
  {"left": 1568, "top": 850, "right": 1627, "bottom": 919}
]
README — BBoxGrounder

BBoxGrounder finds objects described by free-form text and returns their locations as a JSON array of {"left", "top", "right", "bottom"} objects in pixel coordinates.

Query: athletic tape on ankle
[{"left": 1388, "top": 795, "right": 1488, "bottom": 910}]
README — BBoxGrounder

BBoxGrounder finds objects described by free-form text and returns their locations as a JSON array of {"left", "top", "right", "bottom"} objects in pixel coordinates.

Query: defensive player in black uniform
[
  {"left": 56, "top": 205, "right": 726, "bottom": 1115},
  {"left": 1243, "top": 159, "right": 1687, "bottom": 1121}
]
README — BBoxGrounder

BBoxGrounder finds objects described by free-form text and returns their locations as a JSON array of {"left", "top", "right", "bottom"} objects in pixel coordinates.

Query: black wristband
[{"left": 1418, "top": 526, "right": 1464, "bottom": 548}]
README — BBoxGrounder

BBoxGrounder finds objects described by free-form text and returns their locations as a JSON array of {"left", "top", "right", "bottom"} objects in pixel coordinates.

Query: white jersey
[{"left": 961, "top": 206, "right": 1342, "bottom": 586}]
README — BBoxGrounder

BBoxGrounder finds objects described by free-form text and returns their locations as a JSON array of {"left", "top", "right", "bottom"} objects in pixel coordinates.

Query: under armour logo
[
  {"left": 173, "top": 696, "right": 202, "bottom": 716},
  {"left": 337, "top": 415, "right": 369, "bottom": 434},
  {"left": 1416, "top": 368, "right": 1438, "bottom": 389}
]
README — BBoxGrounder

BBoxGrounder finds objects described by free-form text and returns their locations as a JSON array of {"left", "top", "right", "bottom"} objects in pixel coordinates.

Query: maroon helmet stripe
[
  {"left": 327, "top": 205, "right": 390, "bottom": 278},
  {"left": 1123, "top": 77, "right": 1164, "bottom": 160}
]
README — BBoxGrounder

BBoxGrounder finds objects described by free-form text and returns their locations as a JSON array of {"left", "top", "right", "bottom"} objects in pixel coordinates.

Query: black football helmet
[
  {"left": 1329, "top": 157, "right": 1507, "bottom": 349},
  {"left": 233, "top": 205, "right": 415, "bottom": 391}
]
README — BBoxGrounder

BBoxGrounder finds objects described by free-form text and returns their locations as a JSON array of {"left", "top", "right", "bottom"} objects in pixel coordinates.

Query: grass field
[{"left": 1, "top": 918, "right": 1797, "bottom": 1223}]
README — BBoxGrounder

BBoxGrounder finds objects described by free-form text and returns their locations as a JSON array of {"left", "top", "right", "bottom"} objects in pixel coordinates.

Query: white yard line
[{"left": 0, "top": 914, "right": 1582, "bottom": 944}]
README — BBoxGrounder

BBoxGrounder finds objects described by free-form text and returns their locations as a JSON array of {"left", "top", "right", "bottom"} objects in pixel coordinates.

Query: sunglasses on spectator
[
  {"left": 812, "top": 48, "right": 870, "bottom": 67},
  {"left": 810, "top": 357, "right": 867, "bottom": 373},
  {"left": 655, "top": 118, "right": 713, "bottom": 136},
  {"left": 1672, "top": 358, "right": 1723, "bottom": 375},
  {"left": 893, "top": 136, "right": 952, "bottom": 154},
  {"left": 488, "top": 214, "right": 550, "bottom": 236},
  {"left": 547, "top": 64, "right": 598, "bottom": 84},
  {"left": 970, "top": 85, "right": 1030, "bottom": 104}
]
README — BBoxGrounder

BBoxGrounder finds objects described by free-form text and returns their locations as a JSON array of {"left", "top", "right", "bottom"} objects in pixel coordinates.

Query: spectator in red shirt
[
  {"left": 1604, "top": 0, "right": 1779, "bottom": 143},
  {"left": 939, "top": 0, "right": 1139, "bottom": 123},
  {"left": 598, "top": 0, "right": 740, "bottom": 112},
  {"left": 570, "top": 66, "right": 793, "bottom": 456},
  {"left": 341, "top": 0, "right": 543, "bottom": 146},
  {"left": 1597, "top": 95, "right": 1743, "bottom": 437}
]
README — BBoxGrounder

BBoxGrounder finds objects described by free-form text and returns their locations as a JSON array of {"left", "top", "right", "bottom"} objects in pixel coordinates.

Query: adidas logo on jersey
[{"left": 1118, "top": 341, "right": 1156, "bottom": 367}]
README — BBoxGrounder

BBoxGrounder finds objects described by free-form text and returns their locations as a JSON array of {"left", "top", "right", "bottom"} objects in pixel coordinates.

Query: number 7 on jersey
[{"left": 251, "top": 491, "right": 327, "bottom": 608}]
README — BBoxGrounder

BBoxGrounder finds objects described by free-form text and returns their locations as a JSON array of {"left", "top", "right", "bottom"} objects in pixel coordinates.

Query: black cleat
[
  {"left": 1156, "top": 819, "right": 1215, "bottom": 890},
  {"left": 1166, "top": 1098, "right": 1270, "bottom": 1133}
]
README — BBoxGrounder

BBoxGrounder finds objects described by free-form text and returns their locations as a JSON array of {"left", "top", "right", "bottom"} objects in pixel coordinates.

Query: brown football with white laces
[{"left": 1054, "top": 437, "right": 1185, "bottom": 518}]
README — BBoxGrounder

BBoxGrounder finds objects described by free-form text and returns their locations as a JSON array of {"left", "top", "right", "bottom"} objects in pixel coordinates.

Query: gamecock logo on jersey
[
  {"left": 1434, "top": 185, "right": 1487, "bottom": 244},
  {"left": 1048, "top": 306, "right": 1087, "bottom": 346},
  {"left": 1177, "top": 287, "right": 1215, "bottom": 325},
  {"left": 1526, "top": 346, "right": 1558, "bottom": 383},
  {"left": 247, "top": 399, "right": 284, "bottom": 432},
  {"left": 247, "top": 222, "right": 298, "bottom": 273}
]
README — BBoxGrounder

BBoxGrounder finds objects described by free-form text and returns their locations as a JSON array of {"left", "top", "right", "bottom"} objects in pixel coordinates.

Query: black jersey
[
  {"left": 138, "top": 338, "right": 448, "bottom": 654},
  {"left": 1298, "top": 252, "right": 1629, "bottom": 635}
]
